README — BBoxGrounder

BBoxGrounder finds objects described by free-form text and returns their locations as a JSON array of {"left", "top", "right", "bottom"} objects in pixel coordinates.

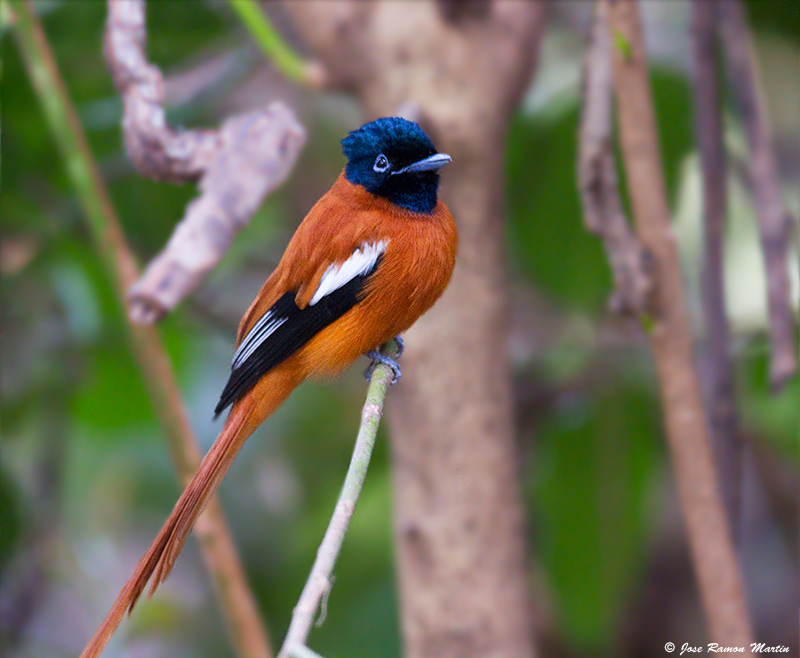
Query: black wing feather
[{"left": 214, "top": 260, "right": 380, "bottom": 418}]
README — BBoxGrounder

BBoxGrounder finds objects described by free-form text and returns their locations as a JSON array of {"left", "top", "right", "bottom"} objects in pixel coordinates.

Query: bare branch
[
  {"left": 125, "top": 104, "right": 304, "bottom": 323},
  {"left": 104, "top": 0, "right": 306, "bottom": 323},
  {"left": 277, "top": 341, "right": 401, "bottom": 658},
  {"left": 717, "top": 0, "right": 797, "bottom": 390},
  {"left": 578, "top": 0, "right": 654, "bottom": 316},
  {"left": 11, "top": 2, "right": 273, "bottom": 656},
  {"left": 691, "top": 0, "right": 742, "bottom": 545},
  {"left": 604, "top": 0, "right": 754, "bottom": 650}
]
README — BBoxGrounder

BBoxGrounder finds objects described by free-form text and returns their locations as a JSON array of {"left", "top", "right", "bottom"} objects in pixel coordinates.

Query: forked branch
[
  {"left": 578, "top": 0, "right": 654, "bottom": 316},
  {"left": 105, "top": 0, "right": 306, "bottom": 323},
  {"left": 717, "top": 0, "right": 797, "bottom": 390}
]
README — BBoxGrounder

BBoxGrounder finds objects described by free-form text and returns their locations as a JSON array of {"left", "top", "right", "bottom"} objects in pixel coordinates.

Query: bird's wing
[
  {"left": 232, "top": 179, "right": 379, "bottom": 347},
  {"left": 214, "top": 235, "right": 388, "bottom": 418}
]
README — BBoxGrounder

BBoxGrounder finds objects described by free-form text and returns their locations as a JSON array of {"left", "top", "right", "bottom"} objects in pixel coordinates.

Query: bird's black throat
[{"left": 355, "top": 169, "right": 440, "bottom": 214}]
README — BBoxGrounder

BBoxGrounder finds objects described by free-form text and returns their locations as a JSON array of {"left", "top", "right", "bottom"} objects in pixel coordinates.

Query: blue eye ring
[{"left": 373, "top": 154, "right": 391, "bottom": 173}]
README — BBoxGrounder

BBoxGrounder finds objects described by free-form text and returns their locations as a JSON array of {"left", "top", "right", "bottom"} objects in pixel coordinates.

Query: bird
[{"left": 80, "top": 116, "right": 457, "bottom": 658}]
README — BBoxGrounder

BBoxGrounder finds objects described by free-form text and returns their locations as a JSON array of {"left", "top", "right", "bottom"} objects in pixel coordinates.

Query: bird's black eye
[{"left": 373, "top": 154, "right": 390, "bottom": 173}]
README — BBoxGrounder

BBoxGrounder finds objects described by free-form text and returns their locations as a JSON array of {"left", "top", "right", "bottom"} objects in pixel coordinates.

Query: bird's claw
[
  {"left": 364, "top": 352, "right": 402, "bottom": 384},
  {"left": 364, "top": 337, "right": 403, "bottom": 384}
]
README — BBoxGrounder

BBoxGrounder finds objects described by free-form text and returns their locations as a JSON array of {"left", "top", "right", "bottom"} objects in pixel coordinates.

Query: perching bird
[{"left": 81, "top": 117, "right": 457, "bottom": 657}]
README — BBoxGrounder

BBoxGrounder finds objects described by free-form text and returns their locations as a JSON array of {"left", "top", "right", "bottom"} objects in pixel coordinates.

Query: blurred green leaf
[
  {"left": 0, "top": 469, "right": 22, "bottom": 569},
  {"left": 739, "top": 339, "right": 800, "bottom": 461},
  {"left": 530, "top": 383, "right": 660, "bottom": 653},
  {"left": 508, "top": 69, "right": 693, "bottom": 311},
  {"left": 745, "top": 0, "right": 800, "bottom": 41},
  {"left": 507, "top": 107, "right": 612, "bottom": 310}
]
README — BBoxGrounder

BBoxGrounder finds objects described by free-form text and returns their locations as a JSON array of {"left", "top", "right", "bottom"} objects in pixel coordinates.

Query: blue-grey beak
[{"left": 394, "top": 153, "right": 452, "bottom": 175}]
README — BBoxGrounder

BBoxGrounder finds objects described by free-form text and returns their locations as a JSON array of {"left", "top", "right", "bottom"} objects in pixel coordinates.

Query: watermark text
[{"left": 663, "top": 642, "right": 790, "bottom": 654}]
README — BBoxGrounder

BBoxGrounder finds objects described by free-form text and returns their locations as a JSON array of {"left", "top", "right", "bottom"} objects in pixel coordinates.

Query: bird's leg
[{"left": 364, "top": 336, "right": 404, "bottom": 384}]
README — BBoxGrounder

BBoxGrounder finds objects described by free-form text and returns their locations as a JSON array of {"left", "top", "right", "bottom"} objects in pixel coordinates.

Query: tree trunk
[{"left": 284, "top": 2, "right": 547, "bottom": 656}]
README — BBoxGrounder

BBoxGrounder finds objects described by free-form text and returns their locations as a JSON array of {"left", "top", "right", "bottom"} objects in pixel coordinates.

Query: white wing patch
[
  {"left": 231, "top": 311, "right": 288, "bottom": 370},
  {"left": 309, "top": 240, "right": 388, "bottom": 306},
  {"left": 230, "top": 241, "right": 387, "bottom": 372}
]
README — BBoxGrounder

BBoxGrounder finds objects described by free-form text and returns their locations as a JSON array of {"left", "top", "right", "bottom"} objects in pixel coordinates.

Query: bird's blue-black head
[{"left": 342, "top": 117, "right": 451, "bottom": 214}]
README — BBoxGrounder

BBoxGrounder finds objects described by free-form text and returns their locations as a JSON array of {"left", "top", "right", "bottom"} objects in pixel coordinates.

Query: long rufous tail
[{"left": 80, "top": 369, "right": 296, "bottom": 658}]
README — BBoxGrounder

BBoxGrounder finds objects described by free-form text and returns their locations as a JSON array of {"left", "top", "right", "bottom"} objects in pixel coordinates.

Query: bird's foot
[
  {"left": 364, "top": 337, "right": 404, "bottom": 384},
  {"left": 364, "top": 351, "right": 402, "bottom": 384}
]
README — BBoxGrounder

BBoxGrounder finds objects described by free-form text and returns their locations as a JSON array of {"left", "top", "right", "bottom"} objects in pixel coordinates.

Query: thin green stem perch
[{"left": 277, "top": 340, "right": 402, "bottom": 658}]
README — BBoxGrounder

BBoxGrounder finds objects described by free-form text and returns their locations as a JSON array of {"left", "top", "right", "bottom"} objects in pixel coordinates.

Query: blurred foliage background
[{"left": 1, "top": 1, "right": 798, "bottom": 657}]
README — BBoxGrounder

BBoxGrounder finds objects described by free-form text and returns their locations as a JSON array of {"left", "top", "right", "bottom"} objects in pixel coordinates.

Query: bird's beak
[{"left": 394, "top": 153, "right": 452, "bottom": 175}]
